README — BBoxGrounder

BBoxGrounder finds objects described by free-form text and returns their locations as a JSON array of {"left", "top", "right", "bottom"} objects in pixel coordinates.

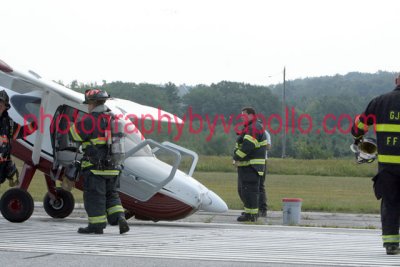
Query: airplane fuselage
[{"left": 0, "top": 60, "right": 227, "bottom": 222}]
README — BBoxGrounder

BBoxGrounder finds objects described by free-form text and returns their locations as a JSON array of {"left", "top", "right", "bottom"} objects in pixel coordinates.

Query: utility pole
[{"left": 282, "top": 67, "right": 286, "bottom": 158}]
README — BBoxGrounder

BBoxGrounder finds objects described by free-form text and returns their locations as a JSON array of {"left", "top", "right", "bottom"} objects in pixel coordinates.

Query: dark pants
[
  {"left": 259, "top": 161, "right": 268, "bottom": 211},
  {"left": 237, "top": 166, "right": 260, "bottom": 212},
  {"left": 0, "top": 161, "right": 7, "bottom": 184},
  {"left": 373, "top": 165, "right": 400, "bottom": 245},
  {"left": 83, "top": 170, "right": 124, "bottom": 229},
  {"left": 0, "top": 160, "right": 14, "bottom": 184}
]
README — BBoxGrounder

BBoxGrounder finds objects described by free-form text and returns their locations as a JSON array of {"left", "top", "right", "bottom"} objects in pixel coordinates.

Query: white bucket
[{"left": 282, "top": 198, "right": 303, "bottom": 225}]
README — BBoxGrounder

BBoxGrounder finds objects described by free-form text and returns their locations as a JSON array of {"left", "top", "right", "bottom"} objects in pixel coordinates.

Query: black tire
[
  {"left": 0, "top": 188, "right": 34, "bottom": 223},
  {"left": 43, "top": 188, "right": 75, "bottom": 218}
]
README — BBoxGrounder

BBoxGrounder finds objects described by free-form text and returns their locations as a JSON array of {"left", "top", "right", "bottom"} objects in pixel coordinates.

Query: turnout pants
[
  {"left": 0, "top": 160, "right": 14, "bottom": 184},
  {"left": 237, "top": 166, "right": 260, "bottom": 214},
  {"left": 373, "top": 166, "right": 400, "bottom": 246},
  {"left": 83, "top": 170, "right": 125, "bottom": 229},
  {"left": 0, "top": 161, "right": 8, "bottom": 184}
]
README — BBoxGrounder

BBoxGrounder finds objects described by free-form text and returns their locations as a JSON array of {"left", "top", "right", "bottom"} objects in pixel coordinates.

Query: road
[{"left": 0, "top": 207, "right": 397, "bottom": 267}]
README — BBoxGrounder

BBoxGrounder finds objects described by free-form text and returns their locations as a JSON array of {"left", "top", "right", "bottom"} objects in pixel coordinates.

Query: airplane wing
[
  {"left": 0, "top": 59, "right": 183, "bottom": 123},
  {"left": 0, "top": 59, "right": 83, "bottom": 165},
  {"left": 0, "top": 59, "right": 184, "bottom": 164},
  {"left": 0, "top": 60, "right": 84, "bottom": 103}
]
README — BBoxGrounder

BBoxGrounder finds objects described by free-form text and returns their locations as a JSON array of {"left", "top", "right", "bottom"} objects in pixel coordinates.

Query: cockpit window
[{"left": 10, "top": 95, "right": 41, "bottom": 119}]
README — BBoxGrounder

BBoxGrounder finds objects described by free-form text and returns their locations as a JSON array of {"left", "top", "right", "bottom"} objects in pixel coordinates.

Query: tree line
[{"left": 64, "top": 71, "right": 398, "bottom": 158}]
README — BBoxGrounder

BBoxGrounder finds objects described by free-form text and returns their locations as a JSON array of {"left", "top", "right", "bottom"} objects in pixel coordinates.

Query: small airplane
[{"left": 0, "top": 59, "right": 228, "bottom": 223}]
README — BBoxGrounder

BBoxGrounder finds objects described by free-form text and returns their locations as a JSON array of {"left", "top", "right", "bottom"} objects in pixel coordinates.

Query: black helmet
[
  {"left": 0, "top": 90, "right": 10, "bottom": 109},
  {"left": 83, "top": 89, "right": 110, "bottom": 104}
]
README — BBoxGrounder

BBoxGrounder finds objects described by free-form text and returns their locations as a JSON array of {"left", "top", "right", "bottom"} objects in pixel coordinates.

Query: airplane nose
[{"left": 199, "top": 190, "right": 228, "bottom": 213}]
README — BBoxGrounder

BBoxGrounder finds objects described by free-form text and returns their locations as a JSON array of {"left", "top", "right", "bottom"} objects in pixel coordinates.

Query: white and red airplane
[{"left": 0, "top": 59, "right": 228, "bottom": 223}]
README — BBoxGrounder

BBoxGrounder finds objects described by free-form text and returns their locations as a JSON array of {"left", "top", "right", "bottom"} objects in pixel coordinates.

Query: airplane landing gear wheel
[
  {"left": 0, "top": 188, "right": 34, "bottom": 223},
  {"left": 43, "top": 188, "right": 75, "bottom": 218}
]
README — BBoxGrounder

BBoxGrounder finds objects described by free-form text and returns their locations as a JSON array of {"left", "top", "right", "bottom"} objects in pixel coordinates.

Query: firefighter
[
  {"left": 70, "top": 89, "right": 129, "bottom": 234},
  {"left": 0, "top": 90, "right": 36, "bottom": 186},
  {"left": 233, "top": 107, "right": 267, "bottom": 222},
  {"left": 351, "top": 73, "right": 400, "bottom": 255}
]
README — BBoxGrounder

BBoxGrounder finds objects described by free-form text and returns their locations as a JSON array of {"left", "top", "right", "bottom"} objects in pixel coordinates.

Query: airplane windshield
[{"left": 119, "top": 118, "right": 152, "bottom": 156}]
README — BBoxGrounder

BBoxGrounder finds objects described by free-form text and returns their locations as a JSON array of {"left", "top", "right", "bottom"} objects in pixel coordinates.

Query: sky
[{"left": 1, "top": 0, "right": 399, "bottom": 86}]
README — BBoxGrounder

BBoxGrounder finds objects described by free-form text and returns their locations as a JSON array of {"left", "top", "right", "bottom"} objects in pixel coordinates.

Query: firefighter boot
[
  {"left": 118, "top": 217, "right": 130, "bottom": 234},
  {"left": 77, "top": 226, "right": 104, "bottom": 234},
  {"left": 241, "top": 211, "right": 267, "bottom": 218},
  {"left": 237, "top": 213, "right": 258, "bottom": 222},
  {"left": 385, "top": 244, "right": 400, "bottom": 255},
  {"left": 259, "top": 209, "right": 267, "bottom": 218}
]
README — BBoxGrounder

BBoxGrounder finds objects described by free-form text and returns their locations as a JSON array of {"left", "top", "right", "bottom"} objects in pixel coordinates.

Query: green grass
[
  {"left": 267, "top": 158, "right": 377, "bottom": 177},
  {"left": 195, "top": 156, "right": 378, "bottom": 177},
  {"left": 193, "top": 172, "right": 380, "bottom": 214}
]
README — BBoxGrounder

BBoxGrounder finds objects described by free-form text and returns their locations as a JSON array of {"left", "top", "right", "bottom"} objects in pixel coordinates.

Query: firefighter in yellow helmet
[
  {"left": 351, "top": 74, "right": 400, "bottom": 255},
  {"left": 70, "top": 89, "right": 129, "bottom": 234}
]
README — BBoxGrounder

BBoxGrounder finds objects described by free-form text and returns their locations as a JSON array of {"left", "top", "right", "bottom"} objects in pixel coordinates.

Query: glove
[
  {"left": 354, "top": 137, "right": 362, "bottom": 146},
  {"left": 6, "top": 162, "right": 19, "bottom": 187},
  {"left": 5, "top": 161, "right": 17, "bottom": 179},
  {"left": 8, "top": 176, "right": 19, "bottom": 187}
]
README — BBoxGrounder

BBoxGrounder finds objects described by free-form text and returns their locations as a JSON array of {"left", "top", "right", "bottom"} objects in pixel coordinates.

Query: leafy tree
[{"left": 67, "top": 71, "right": 397, "bottom": 158}]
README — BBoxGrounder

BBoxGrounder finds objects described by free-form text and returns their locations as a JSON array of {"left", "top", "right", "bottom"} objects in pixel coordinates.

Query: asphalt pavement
[
  {"left": 34, "top": 202, "right": 382, "bottom": 229},
  {"left": 0, "top": 203, "right": 391, "bottom": 267}
]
